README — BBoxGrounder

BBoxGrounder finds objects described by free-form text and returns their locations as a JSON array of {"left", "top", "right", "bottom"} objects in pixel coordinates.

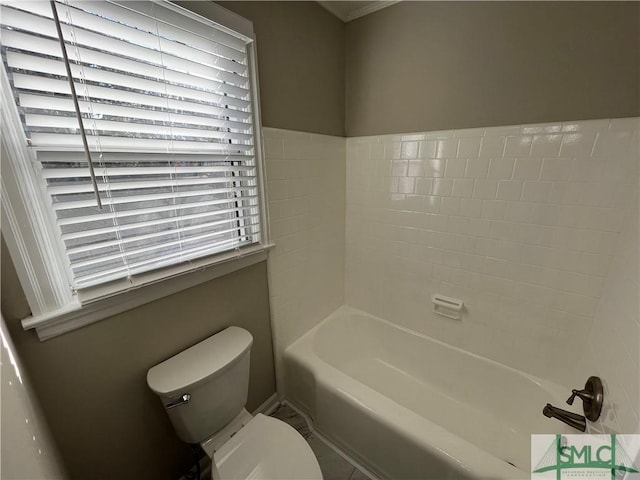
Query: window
[{"left": 1, "top": 0, "right": 270, "bottom": 339}]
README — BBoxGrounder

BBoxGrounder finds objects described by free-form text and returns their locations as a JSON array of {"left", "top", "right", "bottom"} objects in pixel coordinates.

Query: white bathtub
[{"left": 284, "top": 306, "right": 576, "bottom": 479}]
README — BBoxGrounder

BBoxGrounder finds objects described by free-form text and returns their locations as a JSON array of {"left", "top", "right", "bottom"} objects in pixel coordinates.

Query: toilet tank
[{"left": 147, "top": 327, "right": 253, "bottom": 444}]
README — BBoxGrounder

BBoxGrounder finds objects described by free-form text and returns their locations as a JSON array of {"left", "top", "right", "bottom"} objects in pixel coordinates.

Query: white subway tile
[
  {"left": 432, "top": 178, "right": 454, "bottom": 196},
  {"left": 454, "top": 127, "right": 486, "bottom": 138},
  {"left": 459, "top": 198, "right": 484, "bottom": 218},
  {"left": 408, "top": 159, "right": 426, "bottom": 177},
  {"left": 445, "top": 158, "right": 467, "bottom": 177},
  {"left": 481, "top": 200, "right": 507, "bottom": 220},
  {"left": 488, "top": 125, "right": 521, "bottom": 136},
  {"left": 436, "top": 138, "right": 459, "bottom": 158},
  {"left": 593, "top": 130, "right": 636, "bottom": 158},
  {"left": 496, "top": 180, "right": 524, "bottom": 200},
  {"left": 398, "top": 177, "right": 416, "bottom": 193},
  {"left": 441, "top": 197, "right": 461, "bottom": 215},
  {"left": 488, "top": 158, "right": 515, "bottom": 179},
  {"left": 458, "top": 137, "right": 482, "bottom": 158},
  {"left": 415, "top": 177, "right": 433, "bottom": 195},
  {"left": 370, "top": 143, "right": 385, "bottom": 161},
  {"left": 473, "top": 179, "right": 499, "bottom": 199},
  {"left": 452, "top": 178, "right": 475, "bottom": 197},
  {"left": 540, "top": 158, "right": 573, "bottom": 181},
  {"left": 401, "top": 133, "right": 426, "bottom": 142},
  {"left": 386, "top": 141, "right": 402, "bottom": 159},
  {"left": 425, "top": 130, "right": 455, "bottom": 140},
  {"left": 465, "top": 157, "right": 490, "bottom": 178},
  {"left": 264, "top": 136, "right": 285, "bottom": 159},
  {"left": 513, "top": 157, "right": 542, "bottom": 180},
  {"left": 418, "top": 140, "right": 438, "bottom": 159},
  {"left": 479, "top": 136, "right": 506, "bottom": 158},
  {"left": 559, "top": 132, "right": 597, "bottom": 158},
  {"left": 469, "top": 218, "right": 492, "bottom": 237},
  {"left": 268, "top": 180, "right": 287, "bottom": 201},
  {"left": 504, "top": 201, "right": 532, "bottom": 223},
  {"left": 504, "top": 135, "right": 533, "bottom": 157},
  {"left": 530, "top": 134, "right": 562, "bottom": 157},
  {"left": 521, "top": 123, "right": 563, "bottom": 134},
  {"left": 609, "top": 117, "right": 640, "bottom": 131},
  {"left": 522, "top": 181, "right": 553, "bottom": 203},
  {"left": 391, "top": 159, "right": 408, "bottom": 177},
  {"left": 561, "top": 119, "right": 609, "bottom": 132},
  {"left": 401, "top": 141, "right": 420, "bottom": 159},
  {"left": 427, "top": 159, "right": 446, "bottom": 178}
]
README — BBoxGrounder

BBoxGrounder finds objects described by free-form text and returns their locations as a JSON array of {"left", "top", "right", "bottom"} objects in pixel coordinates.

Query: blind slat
[
  {"left": 56, "top": 195, "right": 258, "bottom": 225},
  {"left": 4, "top": 4, "right": 248, "bottom": 75},
  {"left": 25, "top": 114, "right": 253, "bottom": 143},
  {"left": 69, "top": 1, "right": 248, "bottom": 53},
  {"left": 6, "top": 50, "right": 250, "bottom": 101},
  {"left": 42, "top": 166, "right": 255, "bottom": 179},
  {"left": 73, "top": 237, "right": 254, "bottom": 287},
  {"left": 37, "top": 150, "right": 255, "bottom": 164},
  {"left": 20, "top": 100, "right": 251, "bottom": 132},
  {"left": 70, "top": 221, "right": 260, "bottom": 269},
  {"left": 19, "top": 93, "right": 253, "bottom": 124},
  {"left": 65, "top": 218, "right": 260, "bottom": 257},
  {"left": 62, "top": 207, "right": 259, "bottom": 241},
  {"left": 28, "top": 133, "right": 253, "bottom": 153},
  {"left": 11, "top": 70, "right": 250, "bottom": 111},
  {"left": 47, "top": 176, "right": 255, "bottom": 195},
  {"left": 3, "top": 29, "right": 248, "bottom": 89},
  {"left": 51, "top": 187, "right": 256, "bottom": 210}
]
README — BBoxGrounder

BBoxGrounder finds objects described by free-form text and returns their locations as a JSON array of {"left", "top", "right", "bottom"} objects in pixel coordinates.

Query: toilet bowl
[
  {"left": 203, "top": 409, "right": 322, "bottom": 479},
  {"left": 147, "top": 326, "right": 322, "bottom": 480}
]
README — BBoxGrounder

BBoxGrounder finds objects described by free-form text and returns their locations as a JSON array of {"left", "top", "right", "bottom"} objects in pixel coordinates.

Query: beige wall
[
  {"left": 179, "top": 1, "right": 346, "bottom": 136},
  {"left": 1, "top": 238, "right": 275, "bottom": 480},
  {"left": 345, "top": 2, "right": 640, "bottom": 137}
]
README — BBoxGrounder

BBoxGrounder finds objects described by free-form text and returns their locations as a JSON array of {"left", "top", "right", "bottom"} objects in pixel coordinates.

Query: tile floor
[{"left": 270, "top": 404, "right": 373, "bottom": 480}]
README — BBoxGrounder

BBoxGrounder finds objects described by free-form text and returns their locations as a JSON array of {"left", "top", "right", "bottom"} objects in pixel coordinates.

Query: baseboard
[{"left": 252, "top": 392, "right": 280, "bottom": 416}]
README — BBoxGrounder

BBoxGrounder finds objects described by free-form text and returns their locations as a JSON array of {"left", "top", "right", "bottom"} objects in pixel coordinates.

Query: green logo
[{"left": 532, "top": 434, "right": 640, "bottom": 479}]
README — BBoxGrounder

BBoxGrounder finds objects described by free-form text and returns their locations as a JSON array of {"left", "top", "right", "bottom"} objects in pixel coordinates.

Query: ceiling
[{"left": 317, "top": 1, "right": 399, "bottom": 22}]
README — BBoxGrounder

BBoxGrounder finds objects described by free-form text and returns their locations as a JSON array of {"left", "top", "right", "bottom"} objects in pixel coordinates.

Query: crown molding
[{"left": 318, "top": 1, "right": 400, "bottom": 23}]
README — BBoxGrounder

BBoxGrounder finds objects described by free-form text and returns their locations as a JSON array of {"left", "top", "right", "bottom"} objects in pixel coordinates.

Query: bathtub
[{"left": 284, "top": 306, "right": 576, "bottom": 480}]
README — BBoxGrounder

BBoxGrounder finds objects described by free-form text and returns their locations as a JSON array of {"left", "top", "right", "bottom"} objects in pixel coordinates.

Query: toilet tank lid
[{"left": 146, "top": 326, "right": 253, "bottom": 397}]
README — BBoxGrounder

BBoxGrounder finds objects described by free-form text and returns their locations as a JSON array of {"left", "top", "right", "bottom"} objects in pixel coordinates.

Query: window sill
[{"left": 21, "top": 245, "right": 272, "bottom": 341}]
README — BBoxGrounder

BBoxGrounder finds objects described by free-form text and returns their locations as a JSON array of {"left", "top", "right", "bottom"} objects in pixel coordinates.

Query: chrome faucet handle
[{"left": 567, "top": 388, "right": 594, "bottom": 405}]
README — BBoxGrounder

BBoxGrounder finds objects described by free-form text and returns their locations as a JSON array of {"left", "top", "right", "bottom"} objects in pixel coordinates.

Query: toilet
[{"left": 147, "top": 326, "right": 323, "bottom": 480}]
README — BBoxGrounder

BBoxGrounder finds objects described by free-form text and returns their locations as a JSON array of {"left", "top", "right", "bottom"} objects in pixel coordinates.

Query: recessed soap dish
[{"left": 432, "top": 294, "right": 464, "bottom": 320}]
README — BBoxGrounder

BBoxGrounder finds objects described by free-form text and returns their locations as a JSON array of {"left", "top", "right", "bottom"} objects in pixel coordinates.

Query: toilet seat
[{"left": 205, "top": 413, "right": 323, "bottom": 480}]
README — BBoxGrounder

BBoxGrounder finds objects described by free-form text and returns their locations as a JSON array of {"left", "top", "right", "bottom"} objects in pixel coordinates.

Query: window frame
[{"left": 1, "top": 0, "right": 272, "bottom": 340}]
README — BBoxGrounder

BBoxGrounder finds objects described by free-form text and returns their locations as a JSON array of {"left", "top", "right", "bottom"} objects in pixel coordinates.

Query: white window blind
[{"left": 1, "top": 0, "right": 263, "bottom": 290}]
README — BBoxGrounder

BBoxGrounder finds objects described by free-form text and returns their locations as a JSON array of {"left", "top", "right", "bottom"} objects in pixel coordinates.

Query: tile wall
[
  {"left": 345, "top": 118, "right": 639, "bottom": 390},
  {"left": 585, "top": 195, "right": 639, "bottom": 434},
  {"left": 263, "top": 128, "right": 346, "bottom": 392}
]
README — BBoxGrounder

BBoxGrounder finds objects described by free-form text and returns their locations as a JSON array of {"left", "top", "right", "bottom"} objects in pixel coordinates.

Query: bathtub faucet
[{"left": 542, "top": 403, "right": 586, "bottom": 432}]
